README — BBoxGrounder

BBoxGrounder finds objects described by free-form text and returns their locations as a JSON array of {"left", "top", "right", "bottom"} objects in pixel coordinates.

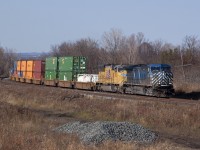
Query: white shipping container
[{"left": 77, "top": 74, "right": 98, "bottom": 83}]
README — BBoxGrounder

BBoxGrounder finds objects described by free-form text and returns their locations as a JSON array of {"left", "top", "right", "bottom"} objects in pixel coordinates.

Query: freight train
[{"left": 10, "top": 56, "right": 174, "bottom": 97}]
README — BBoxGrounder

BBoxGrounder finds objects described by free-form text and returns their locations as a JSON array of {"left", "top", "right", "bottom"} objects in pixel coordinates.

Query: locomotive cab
[
  {"left": 149, "top": 64, "right": 173, "bottom": 87},
  {"left": 148, "top": 64, "right": 174, "bottom": 97}
]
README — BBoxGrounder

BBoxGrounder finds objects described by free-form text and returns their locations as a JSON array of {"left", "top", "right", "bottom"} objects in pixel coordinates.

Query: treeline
[
  {"left": 1, "top": 29, "right": 200, "bottom": 85},
  {"left": 0, "top": 47, "right": 17, "bottom": 77},
  {"left": 50, "top": 29, "right": 200, "bottom": 84}
]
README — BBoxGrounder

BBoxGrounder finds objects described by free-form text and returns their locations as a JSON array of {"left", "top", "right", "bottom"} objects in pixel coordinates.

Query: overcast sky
[{"left": 0, "top": 0, "right": 199, "bottom": 52}]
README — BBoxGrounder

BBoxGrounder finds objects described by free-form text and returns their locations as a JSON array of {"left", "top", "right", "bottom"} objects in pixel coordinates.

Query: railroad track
[
  {"left": 2, "top": 79, "right": 200, "bottom": 106},
  {"left": 0, "top": 77, "right": 8, "bottom": 80},
  {"left": 75, "top": 90, "right": 199, "bottom": 106}
]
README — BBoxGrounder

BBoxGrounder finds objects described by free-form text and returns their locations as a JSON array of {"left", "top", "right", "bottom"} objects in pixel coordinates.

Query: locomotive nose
[{"left": 152, "top": 71, "right": 173, "bottom": 86}]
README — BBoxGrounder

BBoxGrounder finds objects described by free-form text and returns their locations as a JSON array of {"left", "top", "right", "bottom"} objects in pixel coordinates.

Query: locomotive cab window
[
  {"left": 161, "top": 67, "right": 171, "bottom": 72},
  {"left": 151, "top": 66, "right": 160, "bottom": 71}
]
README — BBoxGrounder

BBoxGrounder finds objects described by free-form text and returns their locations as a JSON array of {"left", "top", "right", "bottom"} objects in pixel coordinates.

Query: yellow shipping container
[
  {"left": 26, "top": 60, "right": 34, "bottom": 79},
  {"left": 17, "top": 61, "right": 21, "bottom": 71}
]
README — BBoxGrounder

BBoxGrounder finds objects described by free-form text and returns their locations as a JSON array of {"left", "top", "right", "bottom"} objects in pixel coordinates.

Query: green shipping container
[
  {"left": 58, "top": 56, "right": 86, "bottom": 71},
  {"left": 79, "top": 56, "right": 86, "bottom": 70},
  {"left": 45, "top": 71, "right": 57, "bottom": 80},
  {"left": 45, "top": 57, "right": 58, "bottom": 71},
  {"left": 58, "top": 70, "right": 86, "bottom": 81},
  {"left": 58, "top": 71, "right": 73, "bottom": 81}
]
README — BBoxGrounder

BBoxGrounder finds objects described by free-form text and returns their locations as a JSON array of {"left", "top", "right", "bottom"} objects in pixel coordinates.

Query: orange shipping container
[
  {"left": 17, "top": 61, "right": 21, "bottom": 71},
  {"left": 26, "top": 72, "right": 32, "bottom": 79},
  {"left": 21, "top": 61, "right": 27, "bottom": 77},
  {"left": 27, "top": 61, "right": 33, "bottom": 71},
  {"left": 21, "top": 61, "right": 27, "bottom": 71},
  {"left": 26, "top": 60, "right": 34, "bottom": 79}
]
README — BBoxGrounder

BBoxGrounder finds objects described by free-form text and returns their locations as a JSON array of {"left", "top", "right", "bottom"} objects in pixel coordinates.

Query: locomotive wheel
[
  {"left": 91, "top": 86, "right": 96, "bottom": 91},
  {"left": 117, "top": 87, "right": 125, "bottom": 94}
]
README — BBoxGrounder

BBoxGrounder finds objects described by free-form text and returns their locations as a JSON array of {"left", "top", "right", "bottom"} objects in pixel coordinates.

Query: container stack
[
  {"left": 15, "top": 60, "right": 45, "bottom": 80},
  {"left": 45, "top": 57, "right": 58, "bottom": 80},
  {"left": 33, "top": 60, "right": 45, "bottom": 80},
  {"left": 44, "top": 56, "right": 86, "bottom": 81},
  {"left": 26, "top": 60, "right": 34, "bottom": 79},
  {"left": 58, "top": 56, "right": 86, "bottom": 81},
  {"left": 17, "top": 60, "right": 22, "bottom": 77},
  {"left": 21, "top": 61, "right": 27, "bottom": 78}
]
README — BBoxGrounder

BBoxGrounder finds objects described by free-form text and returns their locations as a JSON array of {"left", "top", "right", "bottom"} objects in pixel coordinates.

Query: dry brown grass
[
  {"left": 175, "top": 82, "right": 200, "bottom": 93},
  {"left": 0, "top": 103, "right": 188, "bottom": 150},
  {"left": 0, "top": 81, "right": 199, "bottom": 149}
]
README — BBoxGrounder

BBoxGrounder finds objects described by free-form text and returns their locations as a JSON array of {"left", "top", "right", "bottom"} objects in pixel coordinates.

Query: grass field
[{"left": 0, "top": 80, "right": 199, "bottom": 149}]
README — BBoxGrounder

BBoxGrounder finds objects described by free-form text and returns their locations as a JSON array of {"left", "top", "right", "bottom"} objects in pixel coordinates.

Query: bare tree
[
  {"left": 180, "top": 35, "right": 200, "bottom": 82},
  {"left": 0, "top": 47, "right": 4, "bottom": 75},
  {"left": 102, "top": 28, "right": 126, "bottom": 64},
  {"left": 182, "top": 35, "right": 199, "bottom": 64},
  {"left": 138, "top": 42, "right": 155, "bottom": 64},
  {"left": 183, "top": 35, "right": 198, "bottom": 50},
  {"left": 0, "top": 47, "right": 17, "bottom": 76},
  {"left": 125, "top": 34, "right": 138, "bottom": 64},
  {"left": 51, "top": 45, "right": 60, "bottom": 56},
  {"left": 136, "top": 32, "right": 146, "bottom": 45}
]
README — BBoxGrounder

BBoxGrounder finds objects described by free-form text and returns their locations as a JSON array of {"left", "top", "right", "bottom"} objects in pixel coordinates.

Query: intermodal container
[
  {"left": 45, "top": 57, "right": 58, "bottom": 71},
  {"left": 21, "top": 61, "right": 27, "bottom": 71},
  {"left": 27, "top": 61, "right": 34, "bottom": 72},
  {"left": 58, "top": 70, "right": 86, "bottom": 81},
  {"left": 17, "top": 61, "right": 21, "bottom": 71},
  {"left": 58, "top": 71, "right": 73, "bottom": 81},
  {"left": 77, "top": 74, "right": 98, "bottom": 83},
  {"left": 58, "top": 57, "right": 74, "bottom": 71},
  {"left": 58, "top": 56, "right": 86, "bottom": 71},
  {"left": 33, "top": 60, "right": 45, "bottom": 80},
  {"left": 21, "top": 61, "right": 27, "bottom": 77},
  {"left": 60, "top": 56, "right": 78, "bottom": 70},
  {"left": 45, "top": 71, "right": 57, "bottom": 80},
  {"left": 79, "top": 56, "right": 86, "bottom": 70},
  {"left": 26, "top": 60, "right": 34, "bottom": 79}
]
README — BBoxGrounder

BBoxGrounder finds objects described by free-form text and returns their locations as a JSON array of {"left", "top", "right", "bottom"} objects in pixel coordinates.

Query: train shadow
[{"left": 174, "top": 91, "right": 200, "bottom": 100}]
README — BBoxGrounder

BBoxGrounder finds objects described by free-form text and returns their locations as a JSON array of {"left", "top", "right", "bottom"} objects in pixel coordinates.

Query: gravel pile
[{"left": 55, "top": 121, "right": 157, "bottom": 145}]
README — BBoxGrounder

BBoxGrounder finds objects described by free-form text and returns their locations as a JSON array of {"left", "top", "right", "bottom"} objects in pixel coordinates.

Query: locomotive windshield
[
  {"left": 151, "top": 66, "right": 160, "bottom": 71},
  {"left": 161, "top": 67, "right": 171, "bottom": 72},
  {"left": 151, "top": 66, "right": 171, "bottom": 72}
]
